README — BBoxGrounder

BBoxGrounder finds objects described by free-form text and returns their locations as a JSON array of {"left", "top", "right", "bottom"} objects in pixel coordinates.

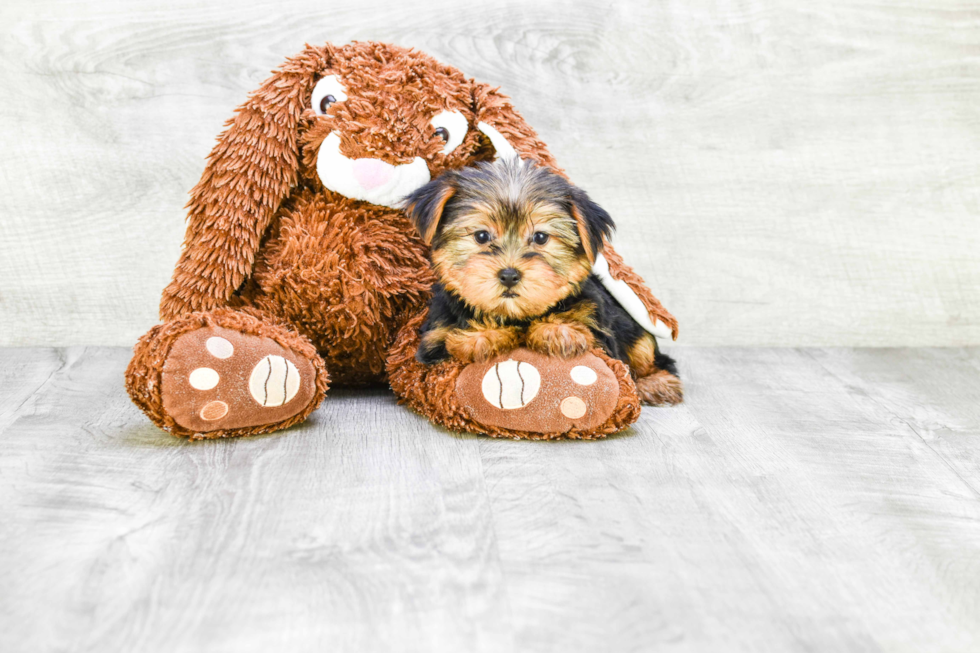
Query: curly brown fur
[{"left": 237, "top": 189, "right": 435, "bottom": 385}]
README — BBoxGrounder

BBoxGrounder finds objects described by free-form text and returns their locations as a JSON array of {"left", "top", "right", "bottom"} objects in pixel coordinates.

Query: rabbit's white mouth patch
[
  {"left": 316, "top": 133, "right": 431, "bottom": 209},
  {"left": 317, "top": 123, "right": 520, "bottom": 209}
]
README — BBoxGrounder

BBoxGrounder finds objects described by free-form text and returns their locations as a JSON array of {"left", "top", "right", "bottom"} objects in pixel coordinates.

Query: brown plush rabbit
[{"left": 125, "top": 41, "right": 678, "bottom": 440}]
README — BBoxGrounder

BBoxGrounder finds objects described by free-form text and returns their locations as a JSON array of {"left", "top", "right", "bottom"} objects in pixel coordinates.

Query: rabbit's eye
[
  {"left": 429, "top": 110, "right": 467, "bottom": 155},
  {"left": 311, "top": 75, "right": 348, "bottom": 115}
]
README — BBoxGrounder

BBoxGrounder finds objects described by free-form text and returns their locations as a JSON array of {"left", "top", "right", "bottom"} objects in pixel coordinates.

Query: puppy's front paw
[
  {"left": 526, "top": 321, "right": 594, "bottom": 359},
  {"left": 445, "top": 327, "right": 521, "bottom": 363}
]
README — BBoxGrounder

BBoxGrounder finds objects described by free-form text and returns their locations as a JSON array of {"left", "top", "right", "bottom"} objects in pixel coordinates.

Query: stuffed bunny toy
[{"left": 125, "top": 41, "right": 679, "bottom": 440}]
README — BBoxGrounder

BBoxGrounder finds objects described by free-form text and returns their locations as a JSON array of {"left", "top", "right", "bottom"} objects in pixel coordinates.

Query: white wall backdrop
[{"left": 1, "top": 0, "right": 978, "bottom": 347}]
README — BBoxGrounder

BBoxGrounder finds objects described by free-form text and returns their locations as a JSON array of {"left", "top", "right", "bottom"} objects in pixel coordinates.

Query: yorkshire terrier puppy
[{"left": 403, "top": 159, "right": 682, "bottom": 405}]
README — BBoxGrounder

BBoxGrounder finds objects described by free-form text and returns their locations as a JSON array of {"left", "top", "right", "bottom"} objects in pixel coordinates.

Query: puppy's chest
[{"left": 450, "top": 292, "right": 593, "bottom": 329}]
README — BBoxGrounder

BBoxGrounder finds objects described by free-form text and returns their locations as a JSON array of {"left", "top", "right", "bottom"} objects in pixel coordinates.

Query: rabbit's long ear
[
  {"left": 470, "top": 82, "right": 564, "bottom": 175},
  {"left": 159, "top": 45, "right": 332, "bottom": 320}
]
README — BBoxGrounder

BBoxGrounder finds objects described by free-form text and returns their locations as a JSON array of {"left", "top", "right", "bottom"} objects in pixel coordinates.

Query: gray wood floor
[{"left": 1, "top": 346, "right": 979, "bottom": 652}]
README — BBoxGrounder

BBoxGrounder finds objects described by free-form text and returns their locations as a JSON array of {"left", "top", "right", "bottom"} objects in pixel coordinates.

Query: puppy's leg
[
  {"left": 444, "top": 322, "right": 522, "bottom": 363},
  {"left": 417, "top": 327, "right": 452, "bottom": 365},
  {"left": 629, "top": 332, "right": 683, "bottom": 406},
  {"left": 526, "top": 304, "right": 597, "bottom": 359}
]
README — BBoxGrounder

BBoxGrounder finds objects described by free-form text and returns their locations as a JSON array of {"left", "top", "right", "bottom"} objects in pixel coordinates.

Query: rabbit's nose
[{"left": 351, "top": 158, "right": 394, "bottom": 190}]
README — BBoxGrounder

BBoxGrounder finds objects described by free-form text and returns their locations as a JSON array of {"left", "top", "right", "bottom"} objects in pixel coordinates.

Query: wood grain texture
[
  {"left": 1, "top": 0, "right": 978, "bottom": 347},
  {"left": 1, "top": 346, "right": 979, "bottom": 652}
]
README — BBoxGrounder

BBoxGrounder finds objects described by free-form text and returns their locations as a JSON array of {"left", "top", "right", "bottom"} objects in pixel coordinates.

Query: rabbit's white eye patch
[
  {"left": 311, "top": 75, "right": 348, "bottom": 115},
  {"left": 429, "top": 110, "right": 467, "bottom": 155}
]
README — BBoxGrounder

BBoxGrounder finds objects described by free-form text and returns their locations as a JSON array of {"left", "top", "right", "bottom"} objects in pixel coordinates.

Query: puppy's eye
[
  {"left": 311, "top": 75, "right": 348, "bottom": 115},
  {"left": 532, "top": 232, "right": 550, "bottom": 245},
  {"left": 474, "top": 230, "right": 492, "bottom": 244},
  {"left": 429, "top": 110, "right": 467, "bottom": 155}
]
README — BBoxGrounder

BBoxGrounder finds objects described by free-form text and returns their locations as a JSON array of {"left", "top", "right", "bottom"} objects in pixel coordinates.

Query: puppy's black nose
[{"left": 497, "top": 267, "right": 522, "bottom": 288}]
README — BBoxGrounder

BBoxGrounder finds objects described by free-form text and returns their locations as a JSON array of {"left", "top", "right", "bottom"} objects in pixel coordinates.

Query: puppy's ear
[
  {"left": 568, "top": 186, "right": 615, "bottom": 265},
  {"left": 159, "top": 44, "right": 333, "bottom": 320},
  {"left": 404, "top": 175, "right": 456, "bottom": 246}
]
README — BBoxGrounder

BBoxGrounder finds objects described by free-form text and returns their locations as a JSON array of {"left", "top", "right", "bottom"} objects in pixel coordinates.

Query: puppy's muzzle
[{"left": 497, "top": 268, "right": 522, "bottom": 289}]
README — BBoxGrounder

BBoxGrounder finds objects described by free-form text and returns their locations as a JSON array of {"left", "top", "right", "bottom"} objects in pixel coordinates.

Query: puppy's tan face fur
[{"left": 432, "top": 171, "right": 592, "bottom": 320}]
